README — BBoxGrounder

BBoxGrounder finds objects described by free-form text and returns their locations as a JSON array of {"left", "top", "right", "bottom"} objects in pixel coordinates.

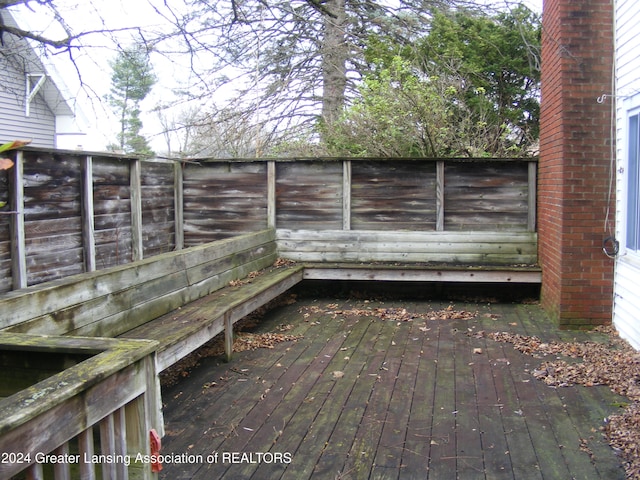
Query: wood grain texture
[
  {"left": 276, "top": 229, "right": 538, "bottom": 265},
  {"left": 157, "top": 299, "right": 624, "bottom": 480},
  {"left": 183, "top": 161, "right": 268, "bottom": 244},
  {"left": 276, "top": 161, "right": 343, "bottom": 230},
  {"left": 0, "top": 230, "right": 277, "bottom": 334},
  {"left": 0, "top": 152, "right": 537, "bottom": 293},
  {"left": 351, "top": 160, "right": 438, "bottom": 230}
]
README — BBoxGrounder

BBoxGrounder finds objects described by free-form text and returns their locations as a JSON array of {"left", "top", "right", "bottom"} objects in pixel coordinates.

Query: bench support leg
[{"left": 224, "top": 312, "right": 233, "bottom": 362}]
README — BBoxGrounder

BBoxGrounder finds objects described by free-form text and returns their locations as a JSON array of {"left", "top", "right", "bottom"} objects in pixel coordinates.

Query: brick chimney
[{"left": 538, "top": 0, "right": 615, "bottom": 326}]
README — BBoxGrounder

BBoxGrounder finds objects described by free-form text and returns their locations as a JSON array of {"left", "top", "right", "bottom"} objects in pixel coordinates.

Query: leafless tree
[{"left": 2, "top": 0, "right": 535, "bottom": 155}]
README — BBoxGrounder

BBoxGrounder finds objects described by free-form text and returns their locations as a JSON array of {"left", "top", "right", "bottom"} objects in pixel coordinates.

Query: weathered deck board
[
  {"left": 209, "top": 301, "right": 356, "bottom": 479},
  {"left": 369, "top": 318, "right": 422, "bottom": 479},
  {"left": 158, "top": 297, "right": 625, "bottom": 480},
  {"left": 304, "top": 319, "right": 387, "bottom": 479}
]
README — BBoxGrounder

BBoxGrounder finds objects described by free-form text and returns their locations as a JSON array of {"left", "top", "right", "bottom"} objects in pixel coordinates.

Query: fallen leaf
[{"left": 0, "top": 158, "right": 14, "bottom": 170}]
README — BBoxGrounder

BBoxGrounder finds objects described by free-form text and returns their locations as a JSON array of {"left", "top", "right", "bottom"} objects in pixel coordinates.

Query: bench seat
[
  {"left": 119, "top": 264, "right": 304, "bottom": 370},
  {"left": 301, "top": 262, "right": 542, "bottom": 284}
]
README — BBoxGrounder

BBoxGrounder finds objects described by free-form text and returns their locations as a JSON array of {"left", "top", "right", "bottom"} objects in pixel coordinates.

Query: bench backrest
[
  {"left": 0, "top": 230, "right": 277, "bottom": 337},
  {"left": 276, "top": 229, "right": 538, "bottom": 265}
]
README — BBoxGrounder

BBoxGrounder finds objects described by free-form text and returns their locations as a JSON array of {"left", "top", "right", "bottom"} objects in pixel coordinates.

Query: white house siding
[
  {"left": 614, "top": 0, "right": 640, "bottom": 349},
  {"left": 0, "top": 61, "right": 57, "bottom": 148}
]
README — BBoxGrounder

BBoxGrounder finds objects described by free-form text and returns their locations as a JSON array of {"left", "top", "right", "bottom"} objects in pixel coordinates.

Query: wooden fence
[{"left": 0, "top": 148, "right": 537, "bottom": 293}]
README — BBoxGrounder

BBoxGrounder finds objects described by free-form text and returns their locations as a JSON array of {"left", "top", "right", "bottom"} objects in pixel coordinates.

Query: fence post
[
  {"left": 130, "top": 159, "right": 143, "bottom": 261},
  {"left": 9, "top": 151, "right": 27, "bottom": 289},
  {"left": 436, "top": 160, "right": 445, "bottom": 231},
  {"left": 342, "top": 160, "right": 351, "bottom": 230},
  {"left": 82, "top": 155, "right": 96, "bottom": 271},
  {"left": 267, "top": 161, "right": 276, "bottom": 229},
  {"left": 174, "top": 161, "right": 184, "bottom": 250},
  {"left": 528, "top": 160, "right": 537, "bottom": 232}
]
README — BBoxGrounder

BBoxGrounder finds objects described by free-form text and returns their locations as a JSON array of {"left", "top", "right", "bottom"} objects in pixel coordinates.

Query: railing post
[
  {"left": 343, "top": 160, "right": 351, "bottom": 230},
  {"left": 113, "top": 407, "right": 129, "bottom": 480},
  {"left": 78, "top": 429, "right": 97, "bottom": 480},
  {"left": 9, "top": 150, "right": 27, "bottom": 289},
  {"left": 100, "top": 414, "right": 117, "bottom": 480},
  {"left": 52, "top": 443, "right": 72, "bottom": 480}
]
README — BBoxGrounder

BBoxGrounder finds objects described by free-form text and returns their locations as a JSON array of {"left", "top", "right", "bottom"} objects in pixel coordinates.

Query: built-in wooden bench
[
  {"left": 0, "top": 229, "right": 305, "bottom": 369},
  {"left": 119, "top": 264, "right": 303, "bottom": 370},
  {"left": 0, "top": 227, "right": 541, "bottom": 372},
  {"left": 277, "top": 229, "right": 541, "bottom": 284}
]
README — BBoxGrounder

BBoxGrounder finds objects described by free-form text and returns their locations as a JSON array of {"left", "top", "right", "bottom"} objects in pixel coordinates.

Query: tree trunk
[{"left": 321, "top": 0, "right": 347, "bottom": 127}]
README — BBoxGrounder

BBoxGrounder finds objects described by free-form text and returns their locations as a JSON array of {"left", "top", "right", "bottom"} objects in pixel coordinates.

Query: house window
[{"left": 628, "top": 113, "right": 640, "bottom": 251}]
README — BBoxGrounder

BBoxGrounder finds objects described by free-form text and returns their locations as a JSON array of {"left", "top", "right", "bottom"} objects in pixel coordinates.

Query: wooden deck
[{"left": 158, "top": 293, "right": 625, "bottom": 480}]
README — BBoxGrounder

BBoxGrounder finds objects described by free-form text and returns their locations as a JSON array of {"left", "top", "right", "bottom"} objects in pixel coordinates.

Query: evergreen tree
[
  {"left": 322, "top": 4, "right": 541, "bottom": 157},
  {"left": 106, "top": 44, "right": 156, "bottom": 156}
]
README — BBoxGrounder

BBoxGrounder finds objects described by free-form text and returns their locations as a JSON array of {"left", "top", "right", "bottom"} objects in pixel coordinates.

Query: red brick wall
[{"left": 539, "top": 0, "right": 615, "bottom": 326}]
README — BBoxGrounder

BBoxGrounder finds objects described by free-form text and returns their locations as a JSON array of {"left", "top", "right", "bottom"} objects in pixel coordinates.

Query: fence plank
[
  {"left": 351, "top": 161, "right": 437, "bottom": 231},
  {"left": 276, "top": 161, "right": 343, "bottom": 230},
  {"left": 0, "top": 161, "right": 11, "bottom": 293},
  {"left": 113, "top": 407, "right": 129, "bottom": 480},
  {"left": 182, "top": 161, "right": 268, "bottom": 243},
  {"left": 141, "top": 161, "right": 176, "bottom": 257}
]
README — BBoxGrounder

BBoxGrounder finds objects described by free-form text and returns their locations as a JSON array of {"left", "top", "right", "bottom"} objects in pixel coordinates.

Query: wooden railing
[
  {"left": 0, "top": 333, "right": 162, "bottom": 480},
  {"left": 0, "top": 149, "right": 537, "bottom": 293}
]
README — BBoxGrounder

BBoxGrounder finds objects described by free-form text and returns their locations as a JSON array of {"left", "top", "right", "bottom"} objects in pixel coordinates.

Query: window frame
[
  {"left": 627, "top": 111, "right": 640, "bottom": 252},
  {"left": 623, "top": 96, "right": 640, "bottom": 257}
]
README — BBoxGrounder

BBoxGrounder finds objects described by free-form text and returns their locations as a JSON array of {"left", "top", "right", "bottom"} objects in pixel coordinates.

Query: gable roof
[{"left": 1, "top": 9, "right": 74, "bottom": 117}]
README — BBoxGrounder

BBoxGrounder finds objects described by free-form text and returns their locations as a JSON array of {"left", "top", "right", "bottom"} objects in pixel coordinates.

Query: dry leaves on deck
[
  {"left": 299, "top": 303, "right": 476, "bottom": 323},
  {"left": 481, "top": 328, "right": 640, "bottom": 397},
  {"left": 233, "top": 331, "right": 303, "bottom": 352},
  {"left": 160, "top": 293, "right": 301, "bottom": 387},
  {"left": 477, "top": 326, "right": 640, "bottom": 479}
]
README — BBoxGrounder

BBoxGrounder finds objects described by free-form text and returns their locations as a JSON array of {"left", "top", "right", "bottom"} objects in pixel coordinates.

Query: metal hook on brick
[{"left": 597, "top": 93, "right": 631, "bottom": 104}]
